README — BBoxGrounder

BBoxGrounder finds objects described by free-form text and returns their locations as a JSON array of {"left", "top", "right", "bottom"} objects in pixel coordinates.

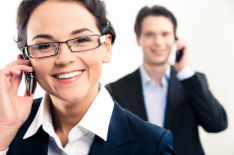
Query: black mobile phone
[
  {"left": 175, "top": 36, "right": 184, "bottom": 62},
  {"left": 22, "top": 50, "right": 36, "bottom": 94},
  {"left": 176, "top": 48, "right": 184, "bottom": 62}
]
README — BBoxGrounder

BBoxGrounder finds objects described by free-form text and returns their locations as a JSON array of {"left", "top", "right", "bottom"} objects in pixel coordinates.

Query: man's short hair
[{"left": 134, "top": 5, "right": 177, "bottom": 37}]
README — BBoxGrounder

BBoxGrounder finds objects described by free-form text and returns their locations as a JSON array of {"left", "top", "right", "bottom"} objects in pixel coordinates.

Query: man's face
[{"left": 137, "top": 15, "right": 175, "bottom": 66}]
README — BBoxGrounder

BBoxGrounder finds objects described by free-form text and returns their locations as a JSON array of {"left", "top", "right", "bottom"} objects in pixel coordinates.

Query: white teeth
[{"left": 56, "top": 71, "right": 82, "bottom": 79}]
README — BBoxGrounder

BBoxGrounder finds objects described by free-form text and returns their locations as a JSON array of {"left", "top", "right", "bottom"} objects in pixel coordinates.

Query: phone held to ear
[
  {"left": 175, "top": 36, "right": 184, "bottom": 63},
  {"left": 176, "top": 48, "right": 184, "bottom": 63},
  {"left": 22, "top": 50, "right": 36, "bottom": 94}
]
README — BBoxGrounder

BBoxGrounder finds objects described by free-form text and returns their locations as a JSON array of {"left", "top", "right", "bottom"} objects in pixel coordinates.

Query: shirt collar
[
  {"left": 140, "top": 64, "right": 171, "bottom": 86},
  {"left": 23, "top": 94, "right": 50, "bottom": 139},
  {"left": 78, "top": 84, "right": 114, "bottom": 141},
  {"left": 23, "top": 83, "right": 114, "bottom": 141}
]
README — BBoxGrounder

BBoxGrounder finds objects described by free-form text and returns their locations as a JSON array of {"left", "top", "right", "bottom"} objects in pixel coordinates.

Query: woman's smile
[{"left": 53, "top": 70, "right": 84, "bottom": 84}]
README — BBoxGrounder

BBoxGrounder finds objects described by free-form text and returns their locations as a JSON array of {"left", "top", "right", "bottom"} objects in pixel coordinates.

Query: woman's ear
[{"left": 102, "top": 34, "right": 112, "bottom": 63}]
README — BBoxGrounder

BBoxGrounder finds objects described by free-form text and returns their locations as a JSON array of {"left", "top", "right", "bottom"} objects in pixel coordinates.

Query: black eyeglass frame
[{"left": 24, "top": 34, "right": 106, "bottom": 59}]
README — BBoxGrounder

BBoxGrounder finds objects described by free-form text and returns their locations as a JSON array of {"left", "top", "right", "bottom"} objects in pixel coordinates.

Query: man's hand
[{"left": 174, "top": 38, "right": 190, "bottom": 71}]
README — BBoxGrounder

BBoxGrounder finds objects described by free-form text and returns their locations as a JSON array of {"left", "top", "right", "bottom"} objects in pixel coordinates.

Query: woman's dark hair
[
  {"left": 16, "top": 0, "right": 116, "bottom": 50},
  {"left": 134, "top": 5, "right": 177, "bottom": 37}
]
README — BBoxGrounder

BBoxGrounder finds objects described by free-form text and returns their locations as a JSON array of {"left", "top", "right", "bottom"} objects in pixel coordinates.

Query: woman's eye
[
  {"left": 36, "top": 44, "right": 52, "bottom": 50},
  {"left": 74, "top": 37, "right": 91, "bottom": 44}
]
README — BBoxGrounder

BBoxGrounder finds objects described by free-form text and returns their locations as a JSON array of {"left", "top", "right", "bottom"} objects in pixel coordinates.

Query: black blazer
[
  {"left": 7, "top": 98, "right": 175, "bottom": 155},
  {"left": 106, "top": 66, "right": 227, "bottom": 155}
]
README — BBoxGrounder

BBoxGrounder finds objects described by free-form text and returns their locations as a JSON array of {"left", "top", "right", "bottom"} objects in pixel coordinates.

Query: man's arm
[
  {"left": 181, "top": 73, "right": 227, "bottom": 132},
  {"left": 174, "top": 38, "right": 227, "bottom": 132}
]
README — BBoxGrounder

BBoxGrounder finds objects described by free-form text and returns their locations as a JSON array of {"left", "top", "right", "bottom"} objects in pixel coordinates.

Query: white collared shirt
[
  {"left": 0, "top": 84, "right": 114, "bottom": 155},
  {"left": 140, "top": 65, "right": 195, "bottom": 127},
  {"left": 140, "top": 65, "right": 170, "bottom": 127}
]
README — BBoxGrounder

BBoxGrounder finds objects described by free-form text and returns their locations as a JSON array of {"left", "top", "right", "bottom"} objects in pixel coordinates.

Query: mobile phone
[
  {"left": 22, "top": 50, "right": 36, "bottom": 94},
  {"left": 175, "top": 36, "right": 184, "bottom": 62},
  {"left": 176, "top": 48, "right": 184, "bottom": 62}
]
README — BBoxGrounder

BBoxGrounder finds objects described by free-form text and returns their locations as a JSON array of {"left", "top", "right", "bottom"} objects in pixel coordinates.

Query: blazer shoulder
[
  {"left": 107, "top": 68, "right": 140, "bottom": 86},
  {"left": 125, "top": 108, "right": 169, "bottom": 138},
  {"left": 105, "top": 69, "right": 140, "bottom": 93},
  {"left": 122, "top": 107, "right": 175, "bottom": 154}
]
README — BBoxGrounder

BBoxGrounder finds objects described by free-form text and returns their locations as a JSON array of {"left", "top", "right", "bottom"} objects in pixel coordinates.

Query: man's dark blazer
[
  {"left": 106, "top": 66, "right": 228, "bottom": 155},
  {"left": 7, "top": 98, "right": 175, "bottom": 155}
]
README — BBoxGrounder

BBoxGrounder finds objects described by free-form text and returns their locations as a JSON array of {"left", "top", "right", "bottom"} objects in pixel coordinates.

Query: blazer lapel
[
  {"left": 88, "top": 103, "right": 139, "bottom": 155},
  {"left": 164, "top": 66, "right": 186, "bottom": 129},
  {"left": 128, "top": 69, "right": 148, "bottom": 121},
  {"left": 22, "top": 126, "right": 49, "bottom": 155},
  {"left": 9, "top": 126, "right": 49, "bottom": 155}
]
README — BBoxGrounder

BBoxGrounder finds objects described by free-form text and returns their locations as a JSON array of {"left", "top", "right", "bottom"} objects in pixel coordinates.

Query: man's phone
[
  {"left": 176, "top": 48, "right": 184, "bottom": 62},
  {"left": 22, "top": 50, "right": 36, "bottom": 94},
  {"left": 175, "top": 36, "right": 184, "bottom": 62}
]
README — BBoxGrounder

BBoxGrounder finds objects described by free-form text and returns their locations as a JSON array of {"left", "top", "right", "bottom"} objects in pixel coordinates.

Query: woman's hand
[{"left": 0, "top": 54, "right": 36, "bottom": 151}]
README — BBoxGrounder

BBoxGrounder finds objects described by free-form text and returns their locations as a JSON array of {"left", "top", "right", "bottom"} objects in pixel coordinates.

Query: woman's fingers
[
  {"left": 0, "top": 62, "right": 34, "bottom": 97},
  {"left": 5, "top": 58, "right": 30, "bottom": 69},
  {"left": 4, "top": 65, "right": 33, "bottom": 77}
]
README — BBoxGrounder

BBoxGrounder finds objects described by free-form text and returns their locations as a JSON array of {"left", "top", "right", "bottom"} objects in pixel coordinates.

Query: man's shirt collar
[{"left": 140, "top": 64, "right": 171, "bottom": 87}]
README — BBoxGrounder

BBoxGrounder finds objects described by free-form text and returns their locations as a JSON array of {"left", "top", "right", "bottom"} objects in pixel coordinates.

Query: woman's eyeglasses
[{"left": 24, "top": 34, "right": 105, "bottom": 58}]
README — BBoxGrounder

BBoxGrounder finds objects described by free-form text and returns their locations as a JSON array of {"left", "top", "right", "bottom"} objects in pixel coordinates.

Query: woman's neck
[{"left": 48, "top": 84, "right": 100, "bottom": 147}]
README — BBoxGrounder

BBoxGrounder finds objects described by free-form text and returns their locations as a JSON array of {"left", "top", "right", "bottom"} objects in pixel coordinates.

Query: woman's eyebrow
[
  {"left": 71, "top": 28, "right": 94, "bottom": 35},
  {"left": 31, "top": 28, "right": 94, "bottom": 41},
  {"left": 32, "top": 34, "right": 53, "bottom": 41}
]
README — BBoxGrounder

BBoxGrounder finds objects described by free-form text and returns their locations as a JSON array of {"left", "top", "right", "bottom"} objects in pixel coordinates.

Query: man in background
[{"left": 106, "top": 5, "right": 227, "bottom": 155}]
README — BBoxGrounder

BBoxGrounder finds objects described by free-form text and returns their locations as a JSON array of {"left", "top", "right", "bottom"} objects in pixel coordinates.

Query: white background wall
[{"left": 1, "top": 0, "right": 234, "bottom": 154}]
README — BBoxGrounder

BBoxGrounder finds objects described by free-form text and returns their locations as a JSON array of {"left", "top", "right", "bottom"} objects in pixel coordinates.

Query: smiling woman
[{"left": 0, "top": 0, "right": 175, "bottom": 154}]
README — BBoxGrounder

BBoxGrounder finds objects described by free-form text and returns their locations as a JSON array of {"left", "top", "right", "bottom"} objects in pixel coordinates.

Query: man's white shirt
[{"left": 140, "top": 65, "right": 195, "bottom": 127}]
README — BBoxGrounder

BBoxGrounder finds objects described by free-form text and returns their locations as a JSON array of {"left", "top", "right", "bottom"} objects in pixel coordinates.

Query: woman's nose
[{"left": 55, "top": 43, "right": 76, "bottom": 65}]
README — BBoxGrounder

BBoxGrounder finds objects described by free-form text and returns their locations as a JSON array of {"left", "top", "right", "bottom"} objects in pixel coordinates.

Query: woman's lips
[
  {"left": 53, "top": 70, "right": 84, "bottom": 84},
  {"left": 55, "top": 71, "right": 83, "bottom": 80}
]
